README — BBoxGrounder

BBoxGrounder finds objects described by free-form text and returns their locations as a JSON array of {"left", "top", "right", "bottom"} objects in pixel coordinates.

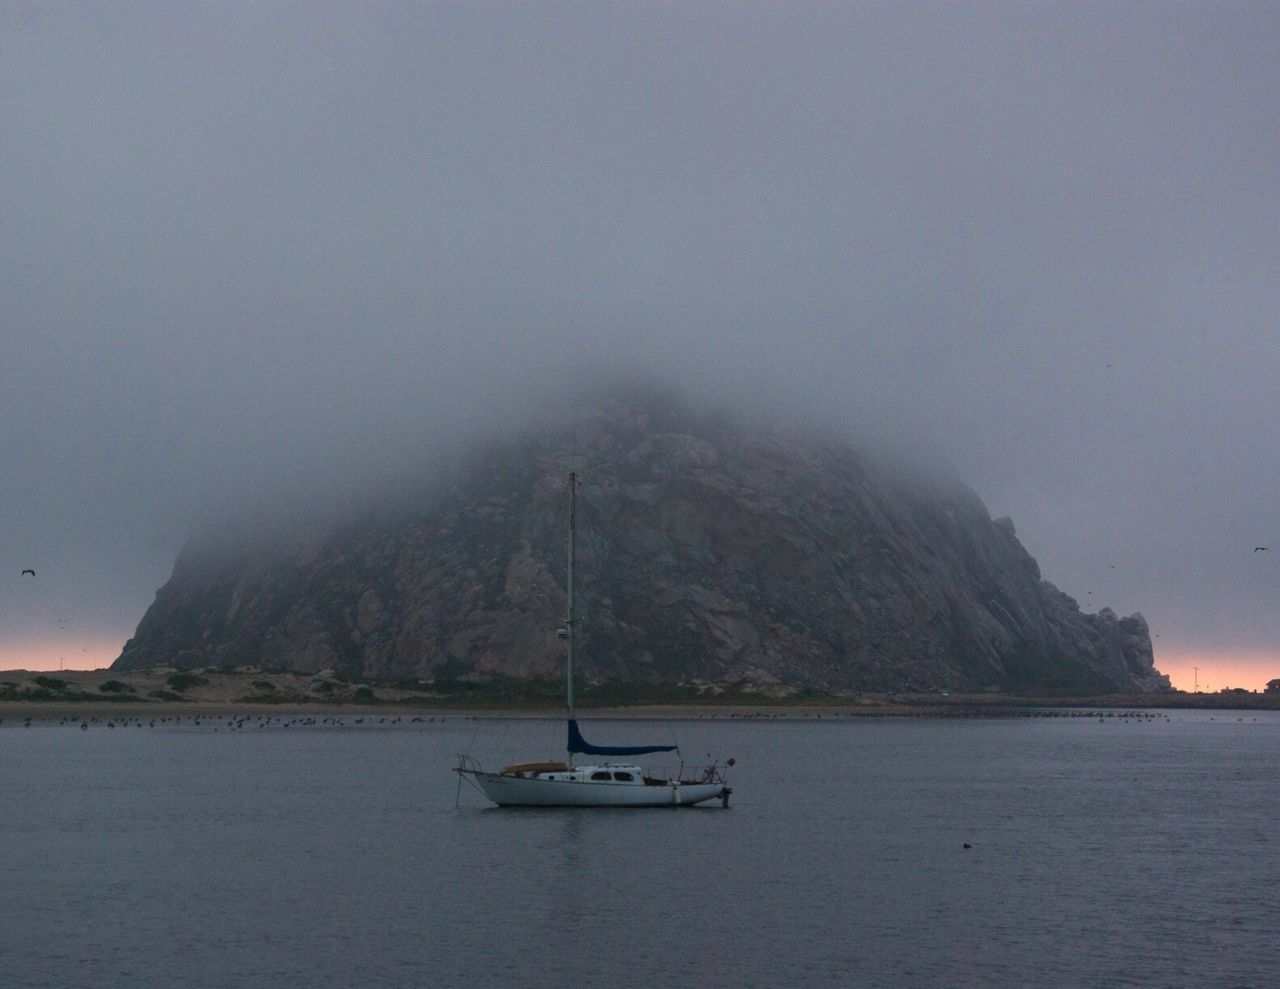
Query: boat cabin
[{"left": 500, "top": 762, "right": 651, "bottom": 784}]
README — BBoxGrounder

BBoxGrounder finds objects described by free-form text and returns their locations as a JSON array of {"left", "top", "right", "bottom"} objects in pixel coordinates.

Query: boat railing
[{"left": 643, "top": 761, "right": 730, "bottom": 785}]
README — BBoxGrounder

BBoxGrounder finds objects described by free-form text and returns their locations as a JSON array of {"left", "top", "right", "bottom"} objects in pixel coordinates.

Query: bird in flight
[
  {"left": 21, "top": 569, "right": 35, "bottom": 576},
  {"left": 1255, "top": 547, "right": 1268, "bottom": 553}
]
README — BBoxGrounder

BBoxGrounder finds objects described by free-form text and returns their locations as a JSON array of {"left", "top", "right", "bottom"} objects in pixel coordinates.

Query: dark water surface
[{"left": 2, "top": 711, "right": 1276, "bottom": 987}]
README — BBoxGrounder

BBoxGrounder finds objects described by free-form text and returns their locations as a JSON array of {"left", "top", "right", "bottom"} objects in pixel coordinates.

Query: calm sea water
[{"left": 2, "top": 710, "right": 1276, "bottom": 988}]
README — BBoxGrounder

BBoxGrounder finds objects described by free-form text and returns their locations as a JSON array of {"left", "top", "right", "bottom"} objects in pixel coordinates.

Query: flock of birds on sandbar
[
  {"left": 0, "top": 713, "right": 478, "bottom": 730},
  {"left": 703, "top": 709, "right": 1258, "bottom": 723}
]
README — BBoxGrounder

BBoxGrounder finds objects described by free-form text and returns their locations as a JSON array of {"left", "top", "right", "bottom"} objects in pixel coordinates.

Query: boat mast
[{"left": 566, "top": 471, "right": 576, "bottom": 722}]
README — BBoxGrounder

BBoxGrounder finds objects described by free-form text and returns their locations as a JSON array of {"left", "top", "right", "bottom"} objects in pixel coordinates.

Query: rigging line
[
  {"left": 456, "top": 769, "right": 487, "bottom": 804},
  {"left": 659, "top": 718, "right": 683, "bottom": 763},
  {"left": 463, "top": 715, "right": 484, "bottom": 759}
]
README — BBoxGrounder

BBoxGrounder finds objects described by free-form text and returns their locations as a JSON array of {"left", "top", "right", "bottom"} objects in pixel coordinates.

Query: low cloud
[{"left": 3, "top": 4, "right": 1277, "bottom": 682}]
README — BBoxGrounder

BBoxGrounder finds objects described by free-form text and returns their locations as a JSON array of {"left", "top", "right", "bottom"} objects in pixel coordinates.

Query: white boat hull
[{"left": 467, "top": 771, "right": 729, "bottom": 808}]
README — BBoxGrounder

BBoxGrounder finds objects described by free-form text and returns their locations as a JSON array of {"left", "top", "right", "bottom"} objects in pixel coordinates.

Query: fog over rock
[{"left": 114, "top": 386, "right": 1168, "bottom": 693}]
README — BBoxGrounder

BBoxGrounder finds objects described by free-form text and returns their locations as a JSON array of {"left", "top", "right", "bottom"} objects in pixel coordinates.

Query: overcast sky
[{"left": 3, "top": 2, "right": 1277, "bottom": 688}]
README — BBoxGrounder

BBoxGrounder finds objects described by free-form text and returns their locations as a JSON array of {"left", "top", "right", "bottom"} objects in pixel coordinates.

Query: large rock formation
[{"left": 114, "top": 390, "right": 1168, "bottom": 692}]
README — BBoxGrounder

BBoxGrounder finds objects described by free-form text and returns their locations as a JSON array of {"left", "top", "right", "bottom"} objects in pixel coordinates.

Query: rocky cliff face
[{"left": 114, "top": 393, "right": 1168, "bottom": 692}]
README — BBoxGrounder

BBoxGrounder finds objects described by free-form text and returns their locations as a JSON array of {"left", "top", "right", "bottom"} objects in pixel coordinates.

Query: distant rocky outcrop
[{"left": 114, "top": 388, "right": 1169, "bottom": 693}]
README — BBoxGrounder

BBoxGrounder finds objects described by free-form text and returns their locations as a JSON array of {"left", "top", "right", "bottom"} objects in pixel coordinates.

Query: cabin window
[
  {"left": 590, "top": 771, "right": 611, "bottom": 781},
  {"left": 612, "top": 772, "right": 634, "bottom": 782}
]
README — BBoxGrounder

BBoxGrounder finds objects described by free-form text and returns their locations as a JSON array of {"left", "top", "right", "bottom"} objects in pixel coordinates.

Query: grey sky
[{"left": 3, "top": 3, "right": 1277, "bottom": 685}]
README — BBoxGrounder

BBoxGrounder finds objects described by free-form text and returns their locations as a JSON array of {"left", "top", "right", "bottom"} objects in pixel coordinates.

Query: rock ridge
[{"left": 115, "top": 392, "right": 1169, "bottom": 693}]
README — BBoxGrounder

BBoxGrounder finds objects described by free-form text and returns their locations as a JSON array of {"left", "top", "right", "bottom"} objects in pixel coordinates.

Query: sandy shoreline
[{"left": 3, "top": 698, "right": 1277, "bottom": 725}]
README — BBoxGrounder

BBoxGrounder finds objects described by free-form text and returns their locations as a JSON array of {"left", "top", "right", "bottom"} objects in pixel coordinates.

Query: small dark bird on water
[
  {"left": 21, "top": 569, "right": 35, "bottom": 576},
  {"left": 1255, "top": 547, "right": 1268, "bottom": 552},
  {"left": 963, "top": 843, "right": 972, "bottom": 849}
]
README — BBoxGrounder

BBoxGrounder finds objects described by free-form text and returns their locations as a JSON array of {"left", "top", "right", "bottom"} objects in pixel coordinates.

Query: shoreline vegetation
[{"left": 1, "top": 667, "right": 1276, "bottom": 720}]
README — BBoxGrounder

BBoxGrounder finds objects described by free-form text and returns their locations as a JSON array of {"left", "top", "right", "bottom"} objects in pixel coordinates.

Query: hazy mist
[{"left": 3, "top": 3, "right": 1277, "bottom": 685}]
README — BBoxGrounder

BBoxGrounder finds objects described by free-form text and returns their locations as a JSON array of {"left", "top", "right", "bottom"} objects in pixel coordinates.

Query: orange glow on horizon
[
  {"left": 1156, "top": 650, "right": 1279, "bottom": 694},
  {"left": 0, "top": 637, "right": 123, "bottom": 673}
]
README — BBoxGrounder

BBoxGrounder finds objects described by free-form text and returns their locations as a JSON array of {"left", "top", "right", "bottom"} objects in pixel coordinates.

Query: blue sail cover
[{"left": 567, "top": 719, "right": 676, "bottom": 756}]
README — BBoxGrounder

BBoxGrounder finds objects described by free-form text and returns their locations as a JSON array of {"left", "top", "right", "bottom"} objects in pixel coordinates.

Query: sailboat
[{"left": 454, "top": 472, "right": 733, "bottom": 808}]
